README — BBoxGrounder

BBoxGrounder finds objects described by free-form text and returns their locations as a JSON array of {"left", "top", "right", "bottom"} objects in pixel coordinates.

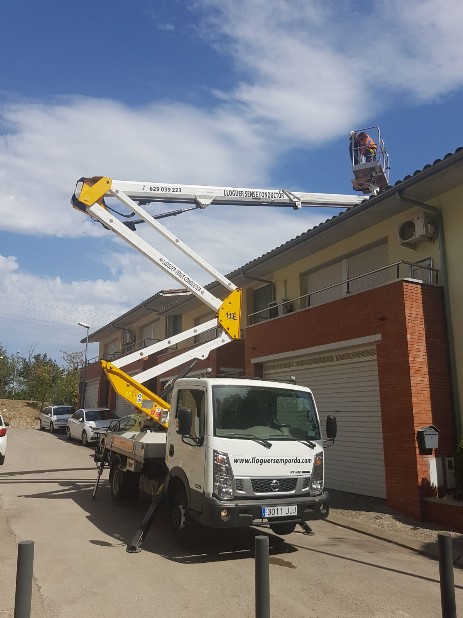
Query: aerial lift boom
[{"left": 72, "top": 176, "right": 362, "bottom": 426}]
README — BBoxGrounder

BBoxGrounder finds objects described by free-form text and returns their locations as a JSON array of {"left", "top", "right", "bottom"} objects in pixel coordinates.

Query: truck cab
[{"left": 167, "top": 377, "right": 335, "bottom": 537}]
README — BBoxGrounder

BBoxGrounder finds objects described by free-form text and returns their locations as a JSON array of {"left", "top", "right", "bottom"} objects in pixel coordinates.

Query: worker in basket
[{"left": 357, "top": 131, "right": 377, "bottom": 162}]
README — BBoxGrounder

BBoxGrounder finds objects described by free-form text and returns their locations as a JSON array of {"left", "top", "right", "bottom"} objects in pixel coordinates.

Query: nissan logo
[{"left": 270, "top": 479, "right": 280, "bottom": 492}]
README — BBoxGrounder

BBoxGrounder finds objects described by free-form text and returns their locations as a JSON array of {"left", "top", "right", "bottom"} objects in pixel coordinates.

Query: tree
[
  {"left": 0, "top": 344, "right": 83, "bottom": 407},
  {"left": 54, "top": 351, "right": 83, "bottom": 408},
  {"left": 0, "top": 346, "right": 11, "bottom": 397},
  {"left": 22, "top": 353, "right": 61, "bottom": 410}
]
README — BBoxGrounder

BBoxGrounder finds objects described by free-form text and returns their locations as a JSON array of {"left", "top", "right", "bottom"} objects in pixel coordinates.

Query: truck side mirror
[
  {"left": 176, "top": 407, "right": 192, "bottom": 435},
  {"left": 326, "top": 415, "right": 337, "bottom": 440}
]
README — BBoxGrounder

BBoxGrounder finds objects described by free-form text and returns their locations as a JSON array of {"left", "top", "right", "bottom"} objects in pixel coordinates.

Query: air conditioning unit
[{"left": 398, "top": 211, "right": 436, "bottom": 247}]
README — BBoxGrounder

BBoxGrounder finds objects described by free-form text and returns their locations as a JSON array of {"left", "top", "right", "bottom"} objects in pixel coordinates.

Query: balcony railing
[
  {"left": 88, "top": 259, "right": 439, "bottom": 362},
  {"left": 248, "top": 258, "right": 439, "bottom": 324},
  {"left": 89, "top": 337, "right": 165, "bottom": 364}
]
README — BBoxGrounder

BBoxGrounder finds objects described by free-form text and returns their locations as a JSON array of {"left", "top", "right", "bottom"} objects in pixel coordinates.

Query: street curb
[{"left": 326, "top": 512, "right": 463, "bottom": 568}]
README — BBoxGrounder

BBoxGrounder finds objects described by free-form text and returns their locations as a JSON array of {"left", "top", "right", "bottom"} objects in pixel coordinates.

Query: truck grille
[
  {"left": 251, "top": 478, "right": 297, "bottom": 493},
  {"left": 303, "top": 476, "right": 311, "bottom": 489}
]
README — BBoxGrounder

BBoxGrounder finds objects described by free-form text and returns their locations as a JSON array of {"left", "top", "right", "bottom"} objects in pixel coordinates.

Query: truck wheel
[
  {"left": 110, "top": 461, "right": 127, "bottom": 501},
  {"left": 110, "top": 460, "right": 139, "bottom": 502},
  {"left": 172, "top": 491, "right": 195, "bottom": 543},
  {"left": 49, "top": 422, "right": 55, "bottom": 434},
  {"left": 269, "top": 522, "right": 296, "bottom": 536}
]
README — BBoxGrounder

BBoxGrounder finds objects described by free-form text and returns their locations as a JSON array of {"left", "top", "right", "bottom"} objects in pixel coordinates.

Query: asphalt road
[{"left": 1, "top": 428, "right": 462, "bottom": 618}]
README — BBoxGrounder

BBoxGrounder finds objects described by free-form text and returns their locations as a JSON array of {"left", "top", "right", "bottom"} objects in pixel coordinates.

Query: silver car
[
  {"left": 39, "top": 405, "right": 75, "bottom": 433},
  {"left": 66, "top": 408, "right": 118, "bottom": 446},
  {"left": 0, "top": 414, "right": 9, "bottom": 465}
]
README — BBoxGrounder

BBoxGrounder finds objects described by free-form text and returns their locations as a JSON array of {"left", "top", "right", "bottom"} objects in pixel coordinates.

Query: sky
[{"left": 1, "top": 0, "right": 463, "bottom": 363}]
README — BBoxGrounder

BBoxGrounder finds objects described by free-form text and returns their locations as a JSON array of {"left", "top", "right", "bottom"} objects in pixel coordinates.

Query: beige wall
[
  {"left": 434, "top": 185, "right": 463, "bottom": 433},
  {"left": 254, "top": 205, "right": 441, "bottom": 307}
]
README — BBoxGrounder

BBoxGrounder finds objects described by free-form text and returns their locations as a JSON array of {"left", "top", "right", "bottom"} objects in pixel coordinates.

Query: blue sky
[{"left": 1, "top": 0, "right": 463, "bottom": 363}]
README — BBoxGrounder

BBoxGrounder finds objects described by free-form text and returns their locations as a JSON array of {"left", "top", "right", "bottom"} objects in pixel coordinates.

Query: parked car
[
  {"left": 0, "top": 414, "right": 9, "bottom": 465},
  {"left": 66, "top": 408, "right": 118, "bottom": 446},
  {"left": 39, "top": 405, "right": 75, "bottom": 433}
]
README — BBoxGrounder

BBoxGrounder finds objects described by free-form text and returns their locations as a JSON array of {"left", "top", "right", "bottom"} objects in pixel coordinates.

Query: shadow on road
[{"left": 1, "top": 464, "right": 298, "bottom": 564}]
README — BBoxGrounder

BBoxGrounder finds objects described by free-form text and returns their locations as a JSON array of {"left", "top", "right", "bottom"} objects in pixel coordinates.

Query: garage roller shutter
[
  {"left": 84, "top": 379, "right": 99, "bottom": 408},
  {"left": 263, "top": 346, "right": 386, "bottom": 498},
  {"left": 115, "top": 395, "right": 137, "bottom": 418}
]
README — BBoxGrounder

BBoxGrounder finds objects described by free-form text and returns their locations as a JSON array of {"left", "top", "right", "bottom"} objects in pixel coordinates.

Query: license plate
[{"left": 262, "top": 505, "right": 297, "bottom": 518}]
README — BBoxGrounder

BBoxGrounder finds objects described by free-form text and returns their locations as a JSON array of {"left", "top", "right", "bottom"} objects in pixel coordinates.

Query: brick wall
[{"left": 245, "top": 280, "right": 456, "bottom": 520}]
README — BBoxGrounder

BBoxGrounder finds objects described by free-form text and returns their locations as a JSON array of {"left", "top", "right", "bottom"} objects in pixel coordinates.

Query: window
[
  {"left": 123, "top": 329, "right": 136, "bottom": 345},
  {"left": 176, "top": 389, "right": 205, "bottom": 439},
  {"left": 251, "top": 283, "right": 274, "bottom": 324},
  {"left": 300, "top": 241, "right": 389, "bottom": 307},
  {"left": 85, "top": 409, "right": 117, "bottom": 422},
  {"left": 140, "top": 320, "right": 159, "bottom": 345},
  {"left": 104, "top": 339, "right": 119, "bottom": 360},
  {"left": 346, "top": 242, "right": 389, "bottom": 293},
  {"left": 166, "top": 314, "right": 182, "bottom": 337},
  {"left": 53, "top": 406, "right": 74, "bottom": 416},
  {"left": 301, "top": 261, "right": 343, "bottom": 308},
  {"left": 194, "top": 314, "right": 216, "bottom": 343}
]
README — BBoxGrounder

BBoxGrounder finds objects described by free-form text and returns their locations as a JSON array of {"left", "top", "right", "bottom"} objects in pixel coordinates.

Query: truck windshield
[{"left": 212, "top": 385, "right": 320, "bottom": 441}]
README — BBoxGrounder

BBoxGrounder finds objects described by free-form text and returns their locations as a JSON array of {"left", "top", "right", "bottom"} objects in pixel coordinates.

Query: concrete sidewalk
[{"left": 326, "top": 490, "right": 463, "bottom": 568}]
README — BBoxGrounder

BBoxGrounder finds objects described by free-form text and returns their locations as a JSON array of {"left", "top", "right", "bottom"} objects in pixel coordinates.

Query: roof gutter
[{"left": 396, "top": 190, "right": 461, "bottom": 439}]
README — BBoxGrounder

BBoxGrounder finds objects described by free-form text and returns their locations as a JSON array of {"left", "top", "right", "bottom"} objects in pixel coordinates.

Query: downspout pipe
[
  {"left": 396, "top": 190, "right": 461, "bottom": 439},
  {"left": 240, "top": 272, "right": 276, "bottom": 299},
  {"left": 241, "top": 271, "right": 276, "bottom": 323}
]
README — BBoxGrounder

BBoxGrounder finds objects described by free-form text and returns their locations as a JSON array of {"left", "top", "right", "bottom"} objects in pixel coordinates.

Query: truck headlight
[
  {"left": 310, "top": 452, "right": 323, "bottom": 496},
  {"left": 213, "top": 450, "right": 234, "bottom": 500}
]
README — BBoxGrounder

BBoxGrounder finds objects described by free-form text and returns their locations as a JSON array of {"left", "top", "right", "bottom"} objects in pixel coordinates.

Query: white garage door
[
  {"left": 115, "top": 395, "right": 137, "bottom": 418},
  {"left": 84, "top": 379, "right": 99, "bottom": 408},
  {"left": 263, "top": 345, "right": 386, "bottom": 498},
  {"left": 115, "top": 369, "right": 138, "bottom": 417}
]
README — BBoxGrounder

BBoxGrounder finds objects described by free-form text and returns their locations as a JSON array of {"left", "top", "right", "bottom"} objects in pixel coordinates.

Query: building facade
[{"left": 80, "top": 148, "right": 463, "bottom": 526}]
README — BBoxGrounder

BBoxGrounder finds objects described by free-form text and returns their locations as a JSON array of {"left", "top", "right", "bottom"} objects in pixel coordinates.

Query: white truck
[{"left": 72, "top": 177, "right": 356, "bottom": 550}]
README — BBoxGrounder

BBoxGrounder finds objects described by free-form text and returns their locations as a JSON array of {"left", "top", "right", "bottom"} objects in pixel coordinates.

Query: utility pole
[{"left": 78, "top": 323, "right": 90, "bottom": 407}]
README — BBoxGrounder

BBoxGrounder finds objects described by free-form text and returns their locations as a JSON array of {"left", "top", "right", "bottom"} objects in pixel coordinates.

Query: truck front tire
[
  {"left": 269, "top": 522, "right": 297, "bottom": 536},
  {"left": 172, "top": 491, "right": 196, "bottom": 544}
]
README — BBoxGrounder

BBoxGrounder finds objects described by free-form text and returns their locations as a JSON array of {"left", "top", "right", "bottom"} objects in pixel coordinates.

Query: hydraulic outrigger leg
[
  {"left": 126, "top": 481, "right": 166, "bottom": 553},
  {"left": 92, "top": 446, "right": 108, "bottom": 500}
]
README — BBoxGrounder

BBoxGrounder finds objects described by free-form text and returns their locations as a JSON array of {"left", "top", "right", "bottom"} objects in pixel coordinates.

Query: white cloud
[
  {"left": 2, "top": 0, "right": 463, "bottom": 358},
  {"left": 196, "top": 0, "right": 463, "bottom": 129},
  {"left": 0, "top": 97, "right": 275, "bottom": 238}
]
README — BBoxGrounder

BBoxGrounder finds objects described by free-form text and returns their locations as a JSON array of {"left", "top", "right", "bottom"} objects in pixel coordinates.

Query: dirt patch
[{"left": 0, "top": 399, "right": 40, "bottom": 429}]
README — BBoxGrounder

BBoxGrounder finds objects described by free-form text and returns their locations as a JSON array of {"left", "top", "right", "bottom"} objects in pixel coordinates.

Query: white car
[
  {"left": 39, "top": 405, "right": 74, "bottom": 433},
  {"left": 0, "top": 414, "right": 9, "bottom": 465},
  {"left": 66, "top": 408, "right": 118, "bottom": 446}
]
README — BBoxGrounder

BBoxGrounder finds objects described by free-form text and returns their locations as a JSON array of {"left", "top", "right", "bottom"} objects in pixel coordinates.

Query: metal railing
[
  {"left": 87, "top": 259, "right": 439, "bottom": 361},
  {"left": 249, "top": 259, "right": 439, "bottom": 323}
]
